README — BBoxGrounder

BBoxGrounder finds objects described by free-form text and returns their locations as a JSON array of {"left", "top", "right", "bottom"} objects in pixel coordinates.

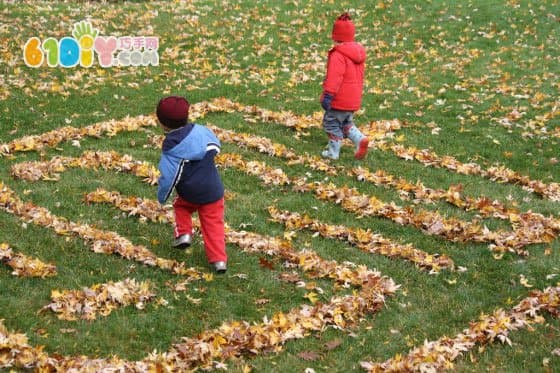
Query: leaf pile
[
  {"left": 196, "top": 97, "right": 323, "bottom": 133},
  {"left": 0, "top": 243, "right": 56, "bottom": 278},
  {"left": 290, "top": 178, "right": 556, "bottom": 256},
  {"left": 361, "top": 286, "right": 560, "bottom": 372},
  {"left": 0, "top": 320, "right": 48, "bottom": 370},
  {"left": 85, "top": 188, "right": 173, "bottom": 224},
  {"left": 351, "top": 168, "right": 560, "bottom": 233},
  {"left": 41, "top": 278, "right": 155, "bottom": 321},
  {"left": 216, "top": 153, "right": 291, "bottom": 186},
  {"left": 182, "top": 121, "right": 560, "bottom": 246},
  {"left": 161, "top": 273, "right": 397, "bottom": 371},
  {"left": 166, "top": 122, "right": 560, "bottom": 238},
  {"left": 11, "top": 101, "right": 556, "bottom": 254},
  {"left": 21, "top": 146, "right": 553, "bottom": 259},
  {"left": 382, "top": 143, "right": 560, "bottom": 201},
  {"left": 84, "top": 189, "right": 390, "bottom": 288},
  {"left": 15, "top": 146, "right": 557, "bottom": 260},
  {"left": 11, "top": 151, "right": 160, "bottom": 185},
  {"left": 0, "top": 270, "right": 397, "bottom": 371},
  {"left": 1, "top": 97, "right": 365, "bottom": 157},
  {"left": 213, "top": 151, "right": 557, "bottom": 256},
  {"left": 268, "top": 207, "right": 454, "bottom": 273},
  {"left": 0, "top": 182, "right": 206, "bottom": 279},
  {"left": 0, "top": 115, "right": 155, "bottom": 157}
]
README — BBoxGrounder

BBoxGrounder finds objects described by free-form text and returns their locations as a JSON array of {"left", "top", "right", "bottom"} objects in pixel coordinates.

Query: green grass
[{"left": 1, "top": 0, "right": 560, "bottom": 371}]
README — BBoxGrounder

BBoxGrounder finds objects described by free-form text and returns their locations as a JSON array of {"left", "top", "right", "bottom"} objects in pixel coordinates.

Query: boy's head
[
  {"left": 156, "top": 96, "right": 190, "bottom": 130},
  {"left": 331, "top": 12, "right": 355, "bottom": 43}
]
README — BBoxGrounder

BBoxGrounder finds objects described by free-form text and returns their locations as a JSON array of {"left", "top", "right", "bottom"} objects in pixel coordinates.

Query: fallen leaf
[
  {"left": 519, "top": 274, "right": 533, "bottom": 288},
  {"left": 304, "top": 292, "right": 319, "bottom": 304},
  {"left": 297, "top": 351, "right": 320, "bottom": 361},
  {"left": 278, "top": 271, "right": 301, "bottom": 283},
  {"left": 259, "top": 257, "right": 275, "bottom": 270},
  {"left": 324, "top": 338, "right": 342, "bottom": 350},
  {"left": 60, "top": 328, "right": 77, "bottom": 334}
]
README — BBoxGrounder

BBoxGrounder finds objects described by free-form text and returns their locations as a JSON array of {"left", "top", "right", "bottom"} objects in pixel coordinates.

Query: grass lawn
[{"left": 0, "top": 0, "right": 559, "bottom": 371}]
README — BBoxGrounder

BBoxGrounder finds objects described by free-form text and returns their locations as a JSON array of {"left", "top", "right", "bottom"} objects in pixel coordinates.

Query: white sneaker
[
  {"left": 212, "top": 261, "right": 227, "bottom": 273},
  {"left": 172, "top": 234, "right": 192, "bottom": 249}
]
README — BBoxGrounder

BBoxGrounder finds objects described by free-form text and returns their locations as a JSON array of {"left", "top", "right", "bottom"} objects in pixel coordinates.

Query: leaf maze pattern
[
  {"left": 0, "top": 102, "right": 399, "bottom": 370},
  {"left": 1, "top": 100, "right": 560, "bottom": 370}
]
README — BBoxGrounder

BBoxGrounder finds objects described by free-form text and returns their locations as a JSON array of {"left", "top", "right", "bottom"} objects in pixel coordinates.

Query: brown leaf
[
  {"left": 258, "top": 257, "right": 275, "bottom": 270},
  {"left": 278, "top": 271, "right": 301, "bottom": 283},
  {"left": 324, "top": 338, "right": 342, "bottom": 350},
  {"left": 60, "top": 328, "right": 77, "bottom": 334},
  {"left": 297, "top": 350, "right": 320, "bottom": 361}
]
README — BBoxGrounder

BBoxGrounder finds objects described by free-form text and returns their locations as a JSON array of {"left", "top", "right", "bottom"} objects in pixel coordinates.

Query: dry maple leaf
[
  {"left": 324, "top": 338, "right": 342, "bottom": 351},
  {"left": 297, "top": 351, "right": 320, "bottom": 361},
  {"left": 41, "top": 278, "right": 156, "bottom": 321},
  {"left": 278, "top": 271, "right": 302, "bottom": 283},
  {"left": 259, "top": 257, "right": 275, "bottom": 270}
]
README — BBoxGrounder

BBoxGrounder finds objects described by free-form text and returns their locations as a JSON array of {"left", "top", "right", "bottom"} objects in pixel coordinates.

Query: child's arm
[
  {"left": 322, "top": 51, "right": 346, "bottom": 99},
  {"left": 157, "top": 153, "right": 182, "bottom": 204}
]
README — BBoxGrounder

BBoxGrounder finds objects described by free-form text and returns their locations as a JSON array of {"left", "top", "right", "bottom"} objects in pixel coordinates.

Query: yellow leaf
[
  {"left": 283, "top": 231, "right": 297, "bottom": 241},
  {"left": 304, "top": 292, "right": 319, "bottom": 304},
  {"left": 519, "top": 274, "right": 533, "bottom": 288}
]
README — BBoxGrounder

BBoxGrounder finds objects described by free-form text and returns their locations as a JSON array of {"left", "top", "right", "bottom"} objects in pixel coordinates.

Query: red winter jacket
[{"left": 322, "top": 42, "right": 366, "bottom": 111}]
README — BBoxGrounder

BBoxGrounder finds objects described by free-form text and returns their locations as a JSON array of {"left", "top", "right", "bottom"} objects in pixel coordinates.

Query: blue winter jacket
[{"left": 157, "top": 123, "right": 224, "bottom": 204}]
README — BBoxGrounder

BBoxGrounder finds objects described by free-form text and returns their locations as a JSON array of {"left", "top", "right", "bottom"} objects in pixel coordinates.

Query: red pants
[{"left": 173, "top": 196, "right": 227, "bottom": 264}]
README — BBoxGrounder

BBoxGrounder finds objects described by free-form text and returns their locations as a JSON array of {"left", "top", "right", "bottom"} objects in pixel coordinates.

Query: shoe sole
[{"left": 355, "top": 138, "right": 369, "bottom": 160}]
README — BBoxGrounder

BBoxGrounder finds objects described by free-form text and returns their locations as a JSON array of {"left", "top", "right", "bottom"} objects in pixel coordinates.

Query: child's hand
[{"left": 321, "top": 93, "right": 333, "bottom": 111}]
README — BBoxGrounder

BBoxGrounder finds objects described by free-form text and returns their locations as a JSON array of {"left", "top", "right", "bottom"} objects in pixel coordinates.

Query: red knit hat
[
  {"left": 331, "top": 12, "right": 355, "bottom": 42},
  {"left": 156, "top": 96, "right": 190, "bottom": 129}
]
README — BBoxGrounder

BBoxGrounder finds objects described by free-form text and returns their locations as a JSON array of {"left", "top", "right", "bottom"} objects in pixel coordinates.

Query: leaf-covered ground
[{"left": 0, "top": 0, "right": 559, "bottom": 371}]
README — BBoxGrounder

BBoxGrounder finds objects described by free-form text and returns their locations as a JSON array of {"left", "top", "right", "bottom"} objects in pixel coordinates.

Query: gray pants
[{"left": 322, "top": 109, "right": 355, "bottom": 140}]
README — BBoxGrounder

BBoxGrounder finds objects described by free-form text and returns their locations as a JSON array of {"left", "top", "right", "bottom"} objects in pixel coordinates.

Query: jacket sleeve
[
  {"left": 205, "top": 127, "right": 221, "bottom": 151},
  {"left": 322, "top": 50, "right": 346, "bottom": 95},
  {"left": 179, "top": 125, "right": 221, "bottom": 161},
  {"left": 157, "top": 152, "right": 180, "bottom": 204}
]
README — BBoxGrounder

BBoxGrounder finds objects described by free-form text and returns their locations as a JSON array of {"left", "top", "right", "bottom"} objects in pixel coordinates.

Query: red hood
[{"left": 333, "top": 42, "right": 366, "bottom": 64}]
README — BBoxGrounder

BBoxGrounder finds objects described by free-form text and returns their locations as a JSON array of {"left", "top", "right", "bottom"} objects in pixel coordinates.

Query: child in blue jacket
[{"left": 156, "top": 96, "right": 227, "bottom": 273}]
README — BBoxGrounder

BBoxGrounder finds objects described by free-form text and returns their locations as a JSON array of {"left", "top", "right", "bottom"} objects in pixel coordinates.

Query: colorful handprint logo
[{"left": 24, "top": 21, "right": 159, "bottom": 68}]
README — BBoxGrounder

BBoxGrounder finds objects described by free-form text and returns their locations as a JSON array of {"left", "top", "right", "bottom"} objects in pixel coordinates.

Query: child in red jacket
[{"left": 320, "top": 13, "right": 369, "bottom": 160}]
